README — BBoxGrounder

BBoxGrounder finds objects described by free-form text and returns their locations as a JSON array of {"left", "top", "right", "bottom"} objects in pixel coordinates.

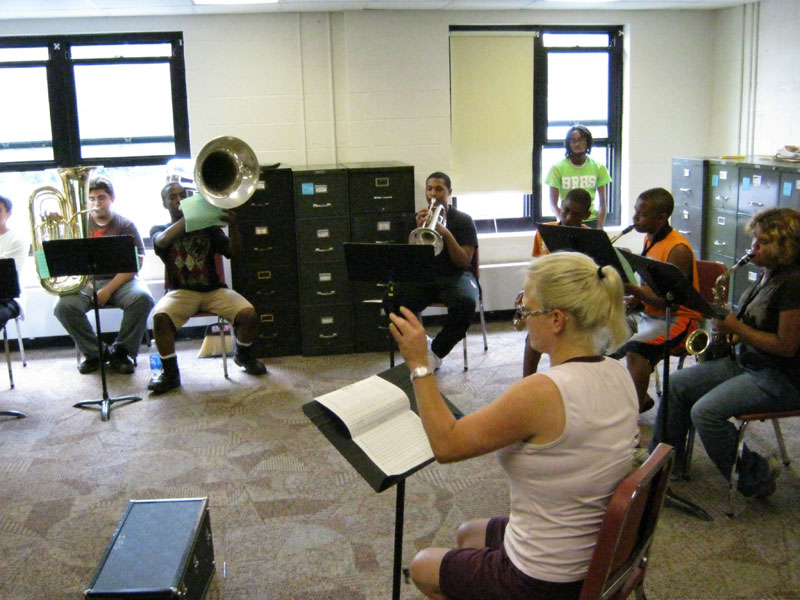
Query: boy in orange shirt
[{"left": 522, "top": 188, "right": 591, "bottom": 376}]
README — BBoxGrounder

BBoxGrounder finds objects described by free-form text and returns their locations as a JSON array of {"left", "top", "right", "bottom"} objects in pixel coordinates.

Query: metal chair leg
[
  {"left": 3, "top": 324, "right": 13, "bottom": 389},
  {"left": 219, "top": 317, "right": 229, "bottom": 379},
  {"left": 772, "top": 419, "right": 791, "bottom": 465},
  {"left": 13, "top": 317, "right": 25, "bottom": 367},
  {"left": 727, "top": 420, "right": 752, "bottom": 517}
]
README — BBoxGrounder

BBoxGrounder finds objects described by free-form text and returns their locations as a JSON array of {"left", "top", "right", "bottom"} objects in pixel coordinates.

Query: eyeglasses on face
[{"left": 512, "top": 291, "right": 553, "bottom": 331}]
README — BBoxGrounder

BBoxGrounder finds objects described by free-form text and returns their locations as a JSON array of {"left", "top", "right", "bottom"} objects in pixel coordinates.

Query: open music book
[{"left": 315, "top": 375, "right": 434, "bottom": 476}]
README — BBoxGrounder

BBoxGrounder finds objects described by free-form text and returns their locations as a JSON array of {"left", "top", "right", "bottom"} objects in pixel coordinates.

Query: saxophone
[{"left": 685, "top": 252, "right": 755, "bottom": 360}]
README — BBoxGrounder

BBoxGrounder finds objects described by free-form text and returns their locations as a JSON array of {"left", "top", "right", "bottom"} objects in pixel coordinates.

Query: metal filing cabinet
[
  {"left": 294, "top": 166, "right": 354, "bottom": 356},
  {"left": 673, "top": 156, "right": 800, "bottom": 309},
  {"left": 231, "top": 167, "right": 301, "bottom": 357},
  {"left": 705, "top": 160, "right": 739, "bottom": 268},
  {"left": 671, "top": 158, "right": 706, "bottom": 259},
  {"left": 343, "top": 162, "right": 415, "bottom": 353}
]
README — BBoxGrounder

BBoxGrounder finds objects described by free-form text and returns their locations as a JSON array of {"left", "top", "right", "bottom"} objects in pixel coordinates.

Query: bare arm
[
  {"left": 549, "top": 186, "right": 561, "bottom": 219},
  {"left": 220, "top": 210, "right": 243, "bottom": 257},
  {"left": 716, "top": 308, "right": 800, "bottom": 358},
  {"left": 625, "top": 243, "right": 694, "bottom": 310},
  {"left": 389, "top": 306, "right": 565, "bottom": 463},
  {"left": 596, "top": 185, "right": 607, "bottom": 229},
  {"left": 153, "top": 218, "right": 186, "bottom": 249}
]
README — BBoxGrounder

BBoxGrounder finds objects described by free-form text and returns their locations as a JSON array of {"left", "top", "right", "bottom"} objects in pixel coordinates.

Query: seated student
[
  {"left": 383, "top": 172, "right": 478, "bottom": 370},
  {"left": 53, "top": 177, "right": 154, "bottom": 374},
  {"left": 621, "top": 187, "right": 701, "bottom": 413},
  {"left": 148, "top": 183, "right": 266, "bottom": 395},
  {"left": 650, "top": 208, "right": 800, "bottom": 497},
  {"left": 389, "top": 251, "right": 637, "bottom": 600},
  {"left": 523, "top": 188, "right": 592, "bottom": 377},
  {"left": 0, "top": 195, "right": 27, "bottom": 332}
]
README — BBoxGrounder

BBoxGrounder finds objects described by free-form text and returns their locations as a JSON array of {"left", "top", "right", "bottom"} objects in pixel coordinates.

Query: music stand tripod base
[
  {"left": 0, "top": 410, "right": 26, "bottom": 420},
  {"left": 74, "top": 394, "right": 142, "bottom": 422}
]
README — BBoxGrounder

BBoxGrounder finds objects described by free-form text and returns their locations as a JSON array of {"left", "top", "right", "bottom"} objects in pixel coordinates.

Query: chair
[
  {"left": 3, "top": 316, "right": 26, "bottom": 389},
  {"left": 653, "top": 259, "right": 727, "bottom": 397},
  {"left": 684, "top": 409, "right": 800, "bottom": 517},
  {"left": 167, "top": 254, "right": 233, "bottom": 379},
  {"left": 430, "top": 248, "right": 488, "bottom": 371},
  {"left": 578, "top": 443, "right": 675, "bottom": 600}
]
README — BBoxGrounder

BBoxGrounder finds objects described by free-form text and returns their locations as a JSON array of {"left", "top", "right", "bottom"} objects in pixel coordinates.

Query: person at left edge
[
  {"left": 53, "top": 177, "right": 154, "bottom": 375},
  {"left": 148, "top": 182, "right": 266, "bottom": 395},
  {"left": 383, "top": 171, "right": 478, "bottom": 371},
  {"left": 0, "top": 194, "right": 29, "bottom": 331}
]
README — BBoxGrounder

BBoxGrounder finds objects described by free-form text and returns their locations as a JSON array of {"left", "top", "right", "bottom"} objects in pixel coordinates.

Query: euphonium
[
  {"left": 685, "top": 252, "right": 755, "bottom": 358},
  {"left": 193, "top": 136, "right": 259, "bottom": 209},
  {"left": 408, "top": 199, "right": 446, "bottom": 255},
  {"left": 29, "top": 166, "right": 98, "bottom": 296}
]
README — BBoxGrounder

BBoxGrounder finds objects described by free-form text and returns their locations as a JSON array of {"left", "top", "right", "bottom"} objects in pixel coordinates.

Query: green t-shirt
[{"left": 545, "top": 156, "right": 612, "bottom": 222}]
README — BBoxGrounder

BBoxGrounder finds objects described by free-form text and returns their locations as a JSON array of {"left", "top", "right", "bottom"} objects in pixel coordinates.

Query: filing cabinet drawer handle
[
  {"left": 319, "top": 333, "right": 339, "bottom": 339},
  {"left": 713, "top": 240, "right": 727, "bottom": 246},
  {"left": 314, "top": 247, "right": 334, "bottom": 253},
  {"left": 255, "top": 246, "right": 273, "bottom": 252},
  {"left": 317, "top": 290, "right": 336, "bottom": 296},
  {"left": 374, "top": 195, "right": 394, "bottom": 200},
  {"left": 748, "top": 201, "right": 765, "bottom": 207},
  {"left": 677, "top": 229, "right": 691, "bottom": 235},
  {"left": 679, "top": 187, "right": 691, "bottom": 193},
  {"left": 714, "top": 195, "right": 729, "bottom": 201},
  {"left": 259, "top": 333, "right": 279, "bottom": 340},
  {"left": 312, "top": 202, "right": 333, "bottom": 208}
]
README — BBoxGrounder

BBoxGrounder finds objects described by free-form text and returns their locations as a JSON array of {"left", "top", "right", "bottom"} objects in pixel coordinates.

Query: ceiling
[{"left": 0, "top": 0, "right": 755, "bottom": 21}]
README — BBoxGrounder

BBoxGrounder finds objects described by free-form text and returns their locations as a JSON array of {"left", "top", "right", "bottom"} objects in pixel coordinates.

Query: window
[
  {"left": 0, "top": 32, "right": 189, "bottom": 245},
  {"left": 449, "top": 26, "right": 623, "bottom": 233}
]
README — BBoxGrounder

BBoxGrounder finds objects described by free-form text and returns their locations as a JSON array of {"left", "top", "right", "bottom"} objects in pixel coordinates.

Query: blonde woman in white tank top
[{"left": 389, "top": 251, "right": 638, "bottom": 600}]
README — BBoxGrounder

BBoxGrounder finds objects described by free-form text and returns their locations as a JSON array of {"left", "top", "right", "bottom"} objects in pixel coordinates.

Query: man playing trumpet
[
  {"left": 54, "top": 177, "right": 154, "bottom": 375},
  {"left": 384, "top": 172, "right": 479, "bottom": 370}
]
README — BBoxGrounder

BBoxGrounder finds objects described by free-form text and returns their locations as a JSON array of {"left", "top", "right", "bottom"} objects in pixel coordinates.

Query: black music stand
[
  {"left": 618, "top": 249, "right": 718, "bottom": 522},
  {"left": 303, "top": 364, "right": 463, "bottom": 600},
  {"left": 43, "top": 236, "right": 142, "bottom": 422},
  {"left": 1, "top": 258, "right": 25, "bottom": 418},
  {"left": 344, "top": 243, "right": 436, "bottom": 367},
  {"left": 536, "top": 224, "right": 638, "bottom": 284}
]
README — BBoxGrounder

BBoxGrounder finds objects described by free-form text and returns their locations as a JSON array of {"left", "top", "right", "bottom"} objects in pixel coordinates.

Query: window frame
[
  {"left": 449, "top": 24, "right": 623, "bottom": 232},
  {"left": 0, "top": 31, "right": 189, "bottom": 173}
]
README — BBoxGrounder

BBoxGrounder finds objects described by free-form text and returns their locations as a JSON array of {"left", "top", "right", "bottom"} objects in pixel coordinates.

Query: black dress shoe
[
  {"left": 78, "top": 356, "right": 102, "bottom": 374},
  {"left": 109, "top": 349, "right": 135, "bottom": 374},
  {"left": 234, "top": 351, "right": 267, "bottom": 375},
  {"left": 148, "top": 370, "right": 181, "bottom": 395}
]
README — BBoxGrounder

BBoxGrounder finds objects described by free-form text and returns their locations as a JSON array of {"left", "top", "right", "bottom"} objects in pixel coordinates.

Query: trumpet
[
  {"left": 685, "top": 252, "right": 755, "bottom": 358},
  {"left": 609, "top": 223, "right": 635, "bottom": 244},
  {"left": 408, "top": 199, "right": 446, "bottom": 255}
]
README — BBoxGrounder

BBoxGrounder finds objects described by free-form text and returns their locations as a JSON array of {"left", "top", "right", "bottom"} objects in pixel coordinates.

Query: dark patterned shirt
[{"left": 151, "top": 224, "right": 230, "bottom": 292}]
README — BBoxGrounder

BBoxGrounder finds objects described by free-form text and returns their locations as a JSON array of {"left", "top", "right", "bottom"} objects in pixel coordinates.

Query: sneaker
[
  {"left": 108, "top": 348, "right": 135, "bottom": 375},
  {"left": 77, "top": 356, "right": 102, "bottom": 374},
  {"left": 753, "top": 456, "right": 781, "bottom": 499},
  {"left": 639, "top": 393, "right": 655, "bottom": 414},
  {"left": 234, "top": 348, "right": 267, "bottom": 375},
  {"left": 148, "top": 369, "right": 181, "bottom": 395}
]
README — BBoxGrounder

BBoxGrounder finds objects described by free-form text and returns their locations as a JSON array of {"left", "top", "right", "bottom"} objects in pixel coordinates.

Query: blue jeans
[
  {"left": 54, "top": 277, "right": 154, "bottom": 359},
  {"left": 650, "top": 357, "right": 800, "bottom": 494},
  {"left": 384, "top": 271, "right": 478, "bottom": 358}
]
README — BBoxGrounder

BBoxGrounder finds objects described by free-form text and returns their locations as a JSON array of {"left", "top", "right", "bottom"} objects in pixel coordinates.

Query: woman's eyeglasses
[{"left": 512, "top": 291, "right": 552, "bottom": 331}]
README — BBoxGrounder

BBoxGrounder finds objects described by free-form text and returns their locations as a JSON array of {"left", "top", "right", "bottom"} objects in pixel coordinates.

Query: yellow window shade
[{"left": 450, "top": 35, "right": 534, "bottom": 195}]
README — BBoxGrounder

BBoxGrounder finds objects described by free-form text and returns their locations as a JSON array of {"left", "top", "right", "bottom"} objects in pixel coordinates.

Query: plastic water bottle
[{"left": 149, "top": 351, "right": 162, "bottom": 372}]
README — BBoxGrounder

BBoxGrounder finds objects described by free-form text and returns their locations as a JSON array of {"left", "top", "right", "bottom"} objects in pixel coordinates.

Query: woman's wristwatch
[{"left": 410, "top": 365, "right": 434, "bottom": 381}]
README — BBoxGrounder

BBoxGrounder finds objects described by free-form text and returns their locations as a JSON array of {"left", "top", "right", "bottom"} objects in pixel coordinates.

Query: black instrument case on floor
[{"left": 84, "top": 497, "right": 215, "bottom": 599}]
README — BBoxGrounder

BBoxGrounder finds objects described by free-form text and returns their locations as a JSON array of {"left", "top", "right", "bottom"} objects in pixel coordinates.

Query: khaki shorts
[{"left": 153, "top": 288, "right": 253, "bottom": 330}]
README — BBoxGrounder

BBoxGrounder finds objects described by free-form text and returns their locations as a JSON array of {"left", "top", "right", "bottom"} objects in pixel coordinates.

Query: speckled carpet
[{"left": 1, "top": 320, "right": 798, "bottom": 599}]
